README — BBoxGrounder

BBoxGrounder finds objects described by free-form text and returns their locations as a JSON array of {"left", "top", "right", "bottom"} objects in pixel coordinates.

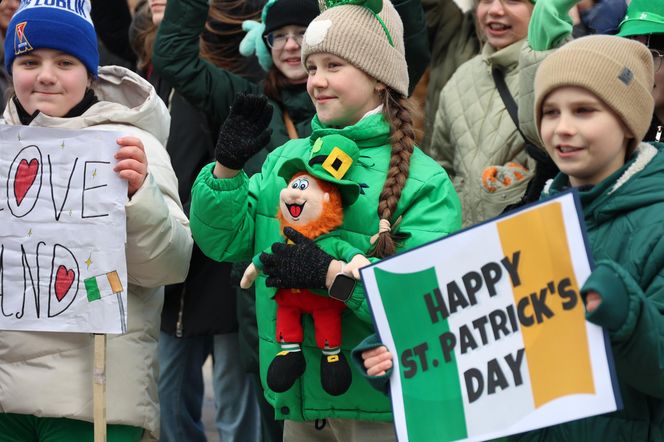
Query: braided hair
[{"left": 371, "top": 89, "right": 416, "bottom": 258}]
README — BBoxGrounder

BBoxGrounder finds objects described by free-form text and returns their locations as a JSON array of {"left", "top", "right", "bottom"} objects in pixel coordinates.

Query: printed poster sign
[
  {"left": 0, "top": 124, "right": 128, "bottom": 334},
  {"left": 361, "top": 192, "right": 621, "bottom": 442}
]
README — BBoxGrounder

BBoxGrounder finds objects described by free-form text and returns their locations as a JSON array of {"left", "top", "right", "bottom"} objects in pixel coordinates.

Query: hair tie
[{"left": 369, "top": 218, "right": 392, "bottom": 244}]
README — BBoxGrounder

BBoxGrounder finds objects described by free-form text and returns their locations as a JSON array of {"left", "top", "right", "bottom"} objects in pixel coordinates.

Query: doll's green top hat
[{"left": 278, "top": 134, "right": 361, "bottom": 206}]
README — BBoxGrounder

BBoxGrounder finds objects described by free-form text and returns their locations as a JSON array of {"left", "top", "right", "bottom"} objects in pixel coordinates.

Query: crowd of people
[{"left": 0, "top": 0, "right": 662, "bottom": 441}]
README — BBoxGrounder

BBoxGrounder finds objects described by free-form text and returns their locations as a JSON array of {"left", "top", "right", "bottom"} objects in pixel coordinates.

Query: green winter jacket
[
  {"left": 190, "top": 113, "right": 461, "bottom": 421},
  {"left": 514, "top": 142, "right": 664, "bottom": 441}
]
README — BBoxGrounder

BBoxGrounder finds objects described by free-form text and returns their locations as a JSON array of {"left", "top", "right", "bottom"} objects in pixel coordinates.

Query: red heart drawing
[
  {"left": 55, "top": 265, "right": 75, "bottom": 302},
  {"left": 14, "top": 158, "right": 39, "bottom": 206}
]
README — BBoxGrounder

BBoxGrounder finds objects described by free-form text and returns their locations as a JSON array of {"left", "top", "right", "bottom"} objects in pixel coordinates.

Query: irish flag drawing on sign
[
  {"left": 85, "top": 271, "right": 126, "bottom": 333},
  {"left": 361, "top": 192, "right": 620, "bottom": 442}
]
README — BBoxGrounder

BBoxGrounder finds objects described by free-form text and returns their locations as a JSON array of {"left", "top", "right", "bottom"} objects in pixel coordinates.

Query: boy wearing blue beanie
[{"left": 0, "top": 1, "right": 193, "bottom": 441}]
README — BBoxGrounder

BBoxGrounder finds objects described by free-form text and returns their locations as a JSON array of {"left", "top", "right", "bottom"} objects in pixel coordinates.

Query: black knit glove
[
  {"left": 260, "top": 227, "right": 334, "bottom": 289},
  {"left": 215, "top": 93, "right": 274, "bottom": 170}
]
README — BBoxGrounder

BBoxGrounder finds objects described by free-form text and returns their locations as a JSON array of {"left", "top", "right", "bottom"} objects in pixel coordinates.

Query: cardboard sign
[
  {"left": 361, "top": 192, "right": 620, "bottom": 442},
  {"left": 0, "top": 124, "right": 128, "bottom": 333}
]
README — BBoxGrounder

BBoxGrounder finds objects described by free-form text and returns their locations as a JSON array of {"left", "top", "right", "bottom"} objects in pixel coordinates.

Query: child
[
  {"left": 188, "top": 0, "right": 462, "bottom": 439},
  {"left": 363, "top": 34, "right": 664, "bottom": 441},
  {"left": 0, "top": 2, "right": 192, "bottom": 441}
]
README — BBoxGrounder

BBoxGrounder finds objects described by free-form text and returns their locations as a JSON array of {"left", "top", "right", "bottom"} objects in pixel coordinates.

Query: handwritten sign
[
  {"left": 0, "top": 124, "right": 128, "bottom": 334},
  {"left": 361, "top": 192, "right": 621, "bottom": 442}
]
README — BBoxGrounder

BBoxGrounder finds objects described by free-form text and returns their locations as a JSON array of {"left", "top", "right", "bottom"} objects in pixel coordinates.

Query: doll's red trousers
[{"left": 274, "top": 288, "right": 346, "bottom": 349}]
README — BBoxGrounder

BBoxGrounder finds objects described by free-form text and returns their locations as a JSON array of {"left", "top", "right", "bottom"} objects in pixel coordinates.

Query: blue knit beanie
[{"left": 4, "top": 0, "right": 99, "bottom": 76}]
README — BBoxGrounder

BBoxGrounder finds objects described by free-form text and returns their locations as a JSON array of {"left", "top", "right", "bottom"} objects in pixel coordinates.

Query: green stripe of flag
[
  {"left": 85, "top": 277, "right": 101, "bottom": 302},
  {"left": 375, "top": 267, "right": 467, "bottom": 442}
]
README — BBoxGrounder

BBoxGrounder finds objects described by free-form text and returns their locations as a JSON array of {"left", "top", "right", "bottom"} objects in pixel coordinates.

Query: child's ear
[
  {"left": 323, "top": 192, "right": 330, "bottom": 202},
  {"left": 375, "top": 82, "right": 386, "bottom": 93}
]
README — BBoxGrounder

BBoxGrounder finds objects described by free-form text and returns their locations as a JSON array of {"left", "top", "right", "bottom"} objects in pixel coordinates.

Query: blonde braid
[{"left": 371, "top": 90, "right": 416, "bottom": 258}]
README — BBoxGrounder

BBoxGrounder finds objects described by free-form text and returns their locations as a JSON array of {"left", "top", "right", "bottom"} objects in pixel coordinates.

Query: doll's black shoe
[
  {"left": 267, "top": 350, "right": 306, "bottom": 393},
  {"left": 320, "top": 352, "right": 352, "bottom": 396}
]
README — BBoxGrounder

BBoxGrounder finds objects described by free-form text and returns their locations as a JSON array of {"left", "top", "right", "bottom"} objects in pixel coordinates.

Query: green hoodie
[
  {"left": 513, "top": 142, "right": 664, "bottom": 441},
  {"left": 190, "top": 113, "right": 461, "bottom": 421}
]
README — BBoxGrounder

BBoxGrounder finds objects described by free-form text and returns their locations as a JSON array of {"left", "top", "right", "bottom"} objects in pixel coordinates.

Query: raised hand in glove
[
  {"left": 215, "top": 93, "right": 274, "bottom": 170},
  {"left": 260, "top": 227, "right": 334, "bottom": 289}
]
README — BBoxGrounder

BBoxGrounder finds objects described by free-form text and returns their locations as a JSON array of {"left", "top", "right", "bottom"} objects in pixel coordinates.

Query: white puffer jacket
[{"left": 0, "top": 66, "right": 193, "bottom": 441}]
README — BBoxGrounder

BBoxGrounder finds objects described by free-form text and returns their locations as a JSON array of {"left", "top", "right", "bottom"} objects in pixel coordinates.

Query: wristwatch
[{"left": 328, "top": 262, "right": 356, "bottom": 302}]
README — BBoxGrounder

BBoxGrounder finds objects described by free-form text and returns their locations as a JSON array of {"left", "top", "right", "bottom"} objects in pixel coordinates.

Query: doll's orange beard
[{"left": 277, "top": 186, "right": 344, "bottom": 240}]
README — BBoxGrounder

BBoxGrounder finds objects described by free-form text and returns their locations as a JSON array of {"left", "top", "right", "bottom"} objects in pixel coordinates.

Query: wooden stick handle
[{"left": 94, "top": 334, "right": 107, "bottom": 442}]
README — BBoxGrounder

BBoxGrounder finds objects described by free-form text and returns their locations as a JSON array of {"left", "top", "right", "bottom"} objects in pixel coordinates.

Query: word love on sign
[
  {"left": 0, "top": 124, "right": 129, "bottom": 334},
  {"left": 362, "top": 192, "right": 620, "bottom": 442}
]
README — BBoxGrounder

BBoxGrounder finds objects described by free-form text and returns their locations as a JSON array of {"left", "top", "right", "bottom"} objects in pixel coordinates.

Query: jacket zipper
[
  {"left": 656, "top": 125, "right": 662, "bottom": 142},
  {"left": 175, "top": 290, "right": 185, "bottom": 337}
]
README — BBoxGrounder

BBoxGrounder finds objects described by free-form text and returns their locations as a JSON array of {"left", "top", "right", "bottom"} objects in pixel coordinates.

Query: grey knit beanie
[
  {"left": 535, "top": 35, "right": 654, "bottom": 150},
  {"left": 300, "top": 0, "right": 408, "bottom": 96}
]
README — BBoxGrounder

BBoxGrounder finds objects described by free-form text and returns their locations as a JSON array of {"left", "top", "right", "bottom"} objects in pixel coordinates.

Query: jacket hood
[
  {"left": 545, "top": 142, "right": 664, "bottom": 225},
  {"left": 3, "top": 65, "right": 170, "bottom": 145}
]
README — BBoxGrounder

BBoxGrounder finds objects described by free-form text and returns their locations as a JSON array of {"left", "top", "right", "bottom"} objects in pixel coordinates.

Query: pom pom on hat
[{"left": 4, "top": 0, "right": 99, "bottom": 76}]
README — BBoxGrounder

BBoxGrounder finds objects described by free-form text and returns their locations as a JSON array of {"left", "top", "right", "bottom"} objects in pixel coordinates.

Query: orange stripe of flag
[{"left": 497, "top": 202, "right": 594, "bottom": 408}]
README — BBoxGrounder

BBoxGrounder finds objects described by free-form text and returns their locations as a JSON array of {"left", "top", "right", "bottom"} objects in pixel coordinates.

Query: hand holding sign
[
  {"left": 362, "top": 346, "right": 393, "bottom": 376},
  {"left": 584, "top": 291, "right": 602, "bottom": 313},
  {"left": 114, "top": 136, "right": 147, "bottom": 197}
]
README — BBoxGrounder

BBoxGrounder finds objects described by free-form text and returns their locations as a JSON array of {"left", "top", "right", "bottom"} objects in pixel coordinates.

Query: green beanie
[{"left": 618, "top": 0, "right": 664, "bottom": 37}]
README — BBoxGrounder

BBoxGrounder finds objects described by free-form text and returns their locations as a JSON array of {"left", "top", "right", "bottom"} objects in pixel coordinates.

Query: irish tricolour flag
[
  {"left": 85, "top": 271, "right": 126, "bottom": 333},
  {"left": 362, "top": 193, "right": 620, "bottom": 442}
]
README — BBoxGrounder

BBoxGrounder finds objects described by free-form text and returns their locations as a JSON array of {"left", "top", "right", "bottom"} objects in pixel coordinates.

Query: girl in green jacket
[{"left": 189, "top": 0, "right": 461, "bottom": 439}]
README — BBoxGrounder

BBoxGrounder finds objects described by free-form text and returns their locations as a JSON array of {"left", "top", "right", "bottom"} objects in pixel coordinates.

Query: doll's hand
[
  {"left": 345, "top": 254, "right": 371, "bottom": 280},
  {"left": 362, "top": 346, "right": 393, "bottom": 377},
  {"left": 214, "top": 93, "right": 273, "bottom": 170},
  {"left": 260, "top": 227, "right": 333, "bottom": 289},
  {"left": 240, "top": 263, "right": 259, "bottom": 289},
  {"left": 584, "top": 291, "right": 602, "bottom": 313},
  {"left": 115, "top": 136, "right": 148, "bottom": 198}
]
